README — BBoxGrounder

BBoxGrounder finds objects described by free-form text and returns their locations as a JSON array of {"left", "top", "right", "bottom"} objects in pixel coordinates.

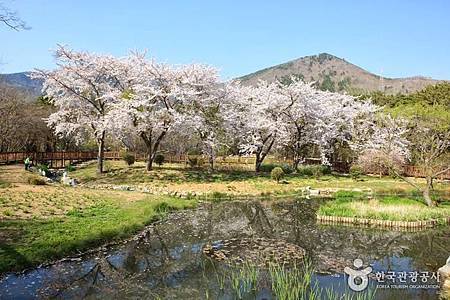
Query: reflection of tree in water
[
  {"left": 403, "top": 228, "right": 450, "bottom": 271},
  {"left": 32, "top": 200, "right": 450, "bottom": 298},
  {"left": 234, "top": 200, "right": 274, "bottom": 236},
  {"left": 39, "top": 223, "right": 202, "bottom": 298}
]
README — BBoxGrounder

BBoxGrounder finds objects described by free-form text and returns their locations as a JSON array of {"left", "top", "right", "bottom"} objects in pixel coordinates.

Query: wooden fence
[{"left": 403, "top": 165, "right": 450, "bottom": 180}]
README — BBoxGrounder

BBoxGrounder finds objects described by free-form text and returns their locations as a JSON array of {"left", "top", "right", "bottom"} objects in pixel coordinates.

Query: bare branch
[{"left": 0, "top": 3, "right": 30, "bottom": 31}]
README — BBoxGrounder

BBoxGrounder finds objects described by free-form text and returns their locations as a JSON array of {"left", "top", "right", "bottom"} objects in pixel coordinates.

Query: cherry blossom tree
[
  {"left": 227, "top": 82, "right": 286, "bottom": 172},
  {"left": 34, "top": 46, "right": 130, "bottom": 173},
  {"left": 112, "top": 54, "right": 221, "bottom": 171},
  {"left": 183, "top": 80, "right": 234, "bottom": 170},
  {"left": 230, "top": 78, "right": 378, "bottom": 172},
  {"left": 274, "top": 80, "right": 375, "bottom": 170}
]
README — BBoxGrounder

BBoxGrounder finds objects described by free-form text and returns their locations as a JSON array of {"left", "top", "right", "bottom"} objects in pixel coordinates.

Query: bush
[
  {"left": 65, "top": 164, "right": 76, "bottom": 172},
  {"left": 154, "top": 154, "right": 165, "bottom": 166},
  {"left": 188, "top": 157, "right": 204, "bottom": 168},
  {"left": 28, "top": 176, "right": 47, "bottom": 185},
  {"left": 37, "top": 163, "right": 50, "bottom": 177},
  {"left": 271, "top": 167, "right": 285, "bottom": 183},
  {"left": 122, "top": 153, "right": 135, "bottom": 166},
  {"left": 349, "top": 165, "right": 363, "bottom": 180},
  {"left": 260, "top": 163, "right": 293, "bottom": 174},
  {"left": 297, "top": 165, "right": 331, "bottom": 177}
]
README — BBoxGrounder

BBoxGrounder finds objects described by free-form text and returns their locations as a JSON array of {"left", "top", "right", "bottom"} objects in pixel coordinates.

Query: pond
[{"left": 0, "top": 198, "right": 448, "bottom": 299}]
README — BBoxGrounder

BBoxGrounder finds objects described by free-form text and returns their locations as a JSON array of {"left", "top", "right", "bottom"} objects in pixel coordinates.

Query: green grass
[
  {"left": 0, "top": 196, "right": 196, "bottom": 274},
  {"left": 318, "top": 195, "right": 450, "bottom": 222}
]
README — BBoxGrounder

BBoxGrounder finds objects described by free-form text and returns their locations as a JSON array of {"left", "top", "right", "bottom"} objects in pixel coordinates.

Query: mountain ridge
[
  {"left": 0, "top": 71, "right": 43, "bottom": 98},
  {"left": 238, "top": 53, "right": 443, "bottom": 94},
  {"left": 0, "top": 53, "right": 446, "bottom": 96}
]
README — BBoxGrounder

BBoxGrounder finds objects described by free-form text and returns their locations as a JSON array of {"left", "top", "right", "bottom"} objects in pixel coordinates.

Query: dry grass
[
  {"left": 69, "top": 160, "right": 450, "bottom": 196},
  {"left": 0, "top": 185, "right": 150, "bottom": 220}
]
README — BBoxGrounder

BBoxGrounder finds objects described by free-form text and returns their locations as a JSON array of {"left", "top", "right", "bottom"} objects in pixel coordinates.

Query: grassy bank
[
  {"left": 0, "top": 166, "right": 196, "bottom": 274},
  {"left": 0, "top": 193, "right": 196, "bottom": 274},
  {"left": 318, "top": 194, "right": 450, "bottom": 222},
  {"left": 70, "top": 161, "right": 450, "bottom": 197}
]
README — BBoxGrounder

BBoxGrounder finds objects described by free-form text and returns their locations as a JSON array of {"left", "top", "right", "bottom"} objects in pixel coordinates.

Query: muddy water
[{"left": 0, "top": 198, "right": 449, "bottom": 299}]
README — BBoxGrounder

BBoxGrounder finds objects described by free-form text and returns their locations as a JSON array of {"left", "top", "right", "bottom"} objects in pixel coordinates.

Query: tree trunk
[
  {"left": 423, "top": 176, "right": 435, "bottom": 207},
  {"left": 208, "top": 155, "right": 214, "bottom": 171},
  {"left": 140, "top": 130, "right": 167, "bottom": 172},
  {"left": 97, "top": 131, "right": 105, "bottom": 174},
  {"left": 255, "top": 151, "right": 263, "bottom": 173},
  {"left": 146, "top": 151, "right": 153, "bottom": 171},
  {"left": 292, "top": 151, "right": 301, "bottom": 172}
]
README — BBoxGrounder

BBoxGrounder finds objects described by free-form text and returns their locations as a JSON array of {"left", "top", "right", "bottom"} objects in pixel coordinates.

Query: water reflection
[{"left": 0, "top": 198, "right": 448, "bottom": 299}]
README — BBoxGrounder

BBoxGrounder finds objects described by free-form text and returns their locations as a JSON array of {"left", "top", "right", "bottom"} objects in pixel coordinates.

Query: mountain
[
  {"left": 1, "top": 55, "right": 444, "bottom": 97},
  {"left": 0, "top": 72, "right": 43, "bottom": 98},
  {"left": 238, "top": 53, "right": 443, "bottom": 94}
]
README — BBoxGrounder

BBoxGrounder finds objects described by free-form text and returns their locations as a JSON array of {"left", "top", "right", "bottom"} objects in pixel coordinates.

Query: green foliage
[
  {"left": 297, "top": 165, "right": 331, "bottom": 177},
  {"left": 122, "top": 153, "right": 135, "bottom": 166},
  {"left": 349, "top": 165, "right": 363, "bottom": 180},
  {"left": 154, "top": 154, "right": 165, "bottom": 166},
  {"left": 36, "top": 95, "right": 53, "bottom": 106},
  {"left": 319, "top": 74, "right": 335, "bottom": 92},
  {"left": 260, "top": 163, "right": 293, "bottom": 174},
  {"left": 271, "top": 167, "right": 285, "bottom": 182},
  {"left": 37, "top": 164, "right": 49, "bottom": 177},
  {"left": 337, "top": 77, "right": 351, "bottom": 91},
  {"left": 359, "top": 83, "right": 450, "bottom": 130},
  {"left": 65, "top": 164, "right": 76, "bottom": 172},
  {"left": 279, "top": 73, "right": 304, "bottom": 86}
]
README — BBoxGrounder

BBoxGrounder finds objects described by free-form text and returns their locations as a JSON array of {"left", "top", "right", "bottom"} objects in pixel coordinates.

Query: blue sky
[{"left": 1, "top": 0, "right": 450, "bottom": 80}]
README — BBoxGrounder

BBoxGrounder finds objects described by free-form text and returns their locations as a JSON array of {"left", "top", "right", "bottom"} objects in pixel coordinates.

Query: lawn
[
  {"left": 70, "top": 160, "right": 450, "bottom": 197},
  {"left": 0, "top": 165, "right": 196, "bottom": 274},
  {"left": 318, "top": 194, "right": 450, "bottom": 222}
]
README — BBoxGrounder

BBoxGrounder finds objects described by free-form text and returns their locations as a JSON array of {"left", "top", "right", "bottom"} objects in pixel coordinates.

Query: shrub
[
  {"left": 154, "top": 154, "right": 165, "bottom": 166},
  {"left": 37, "top": 163, "right": 50, "bottom": 177},
  {"left": 28, "top": 176, "right": 47, "bottom": 185},
  {"left": 349, "top": 165, "right": 363, "bottom": 180},
  {"left": 280, "top": 164, "right": 294, "bottom": 174},
  {"left": 297, "top": 165, "right": 331, "bottom": 177},
  {"left": 122, "top": 153, "right": 135, "bottom": 166},
  {"left": 65, "top": 164, "right": 76, "bottom": 172},
  {"left": 260, "top": 163, "right": 293, "bottom": 174},
  {"left": 271, "top": 167, "right": 285, "bottom": 183}
]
